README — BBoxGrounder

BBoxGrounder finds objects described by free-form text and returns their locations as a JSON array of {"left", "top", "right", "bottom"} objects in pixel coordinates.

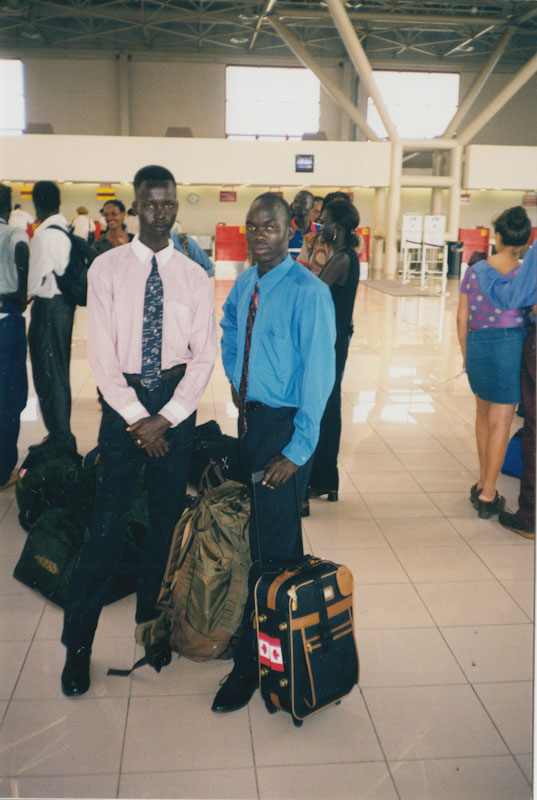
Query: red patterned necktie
[{"left": 238, "top": 283, "right": 259, "bottom": 438}]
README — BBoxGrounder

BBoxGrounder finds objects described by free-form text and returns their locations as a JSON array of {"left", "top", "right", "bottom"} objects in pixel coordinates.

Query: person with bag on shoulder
[
  {"left": 28, "top": 181, "right": 77, "bottom": 453},
  {"left": 60, "top": 164, "right": 217, "bottom": 697},
  {"left": 213, "top": 193, "right": 336, "bottom": 713}
]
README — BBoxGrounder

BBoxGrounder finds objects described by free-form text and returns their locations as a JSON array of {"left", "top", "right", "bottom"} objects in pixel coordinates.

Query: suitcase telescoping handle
[{"left": 250, "top": 470, "right": 304, "bottom": 573}]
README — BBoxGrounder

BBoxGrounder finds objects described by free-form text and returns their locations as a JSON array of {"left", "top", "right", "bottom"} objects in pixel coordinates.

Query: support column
[
  {"left": 268, "top": 17, "right": 379, "bottom": 141},
  {"left": 385, "top": 141, "right": 402, "bottom": 279},
  {"left": 431, "top": 151, "right": 443, "bottom": 215},
  {"left": 117, "top": 53, "right": 131, "bottom": 136},
  {"left": 447, "top": 144, "right": 463, "bottom": 240},
  {"left": 372, "top": 187, "right": 386, "bottom": 277},
  {"left": 458, "top": 50, "right": 537, "bottom": 146}
]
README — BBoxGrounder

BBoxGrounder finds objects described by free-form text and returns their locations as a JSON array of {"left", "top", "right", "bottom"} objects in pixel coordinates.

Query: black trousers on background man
[
  {"left": 28, "top": 294, "right": 76, "bottom": 450},
  {"left": 62, "top": 374, "right": 196, "bottom": 650},
  {"left": 233, "top": 404, "right": 312, "bottom": 678},
  {"left": 309, "top": 330, "right": 351, "bottom": 493}
]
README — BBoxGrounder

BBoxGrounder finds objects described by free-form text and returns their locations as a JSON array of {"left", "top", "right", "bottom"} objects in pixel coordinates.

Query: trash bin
[{"left": 446, "top": 241, "right": 463, "bottom": 278}]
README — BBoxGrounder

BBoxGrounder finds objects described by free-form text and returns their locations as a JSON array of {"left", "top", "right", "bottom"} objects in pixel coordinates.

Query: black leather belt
[
  {"left": 124, "top": 363, "right": 187, "bottom": 386},
  {"left": 245, "top": 401, "right": 269, "bottom": 412}
]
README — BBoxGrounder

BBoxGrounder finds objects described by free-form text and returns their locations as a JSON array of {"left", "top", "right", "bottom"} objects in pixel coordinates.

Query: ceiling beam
[{"left": 267, "top": 15, "right": 380, "bottom": 141}]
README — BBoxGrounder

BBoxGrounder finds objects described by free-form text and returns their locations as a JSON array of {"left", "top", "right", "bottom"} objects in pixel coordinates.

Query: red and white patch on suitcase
[{"left": 258, "top": 632, "right": 284, "bottom": 672}]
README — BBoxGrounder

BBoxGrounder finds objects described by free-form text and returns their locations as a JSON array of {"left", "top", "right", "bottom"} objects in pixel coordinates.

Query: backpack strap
[{"left": 178, "top": 233, "right": 189, "bottom": 257}]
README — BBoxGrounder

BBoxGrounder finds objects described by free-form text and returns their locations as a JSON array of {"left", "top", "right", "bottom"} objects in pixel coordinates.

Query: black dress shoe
[
  {"left": 499, "top": 510, "right": 535, "bottom": 539},
  {"left": 145, "top": 639, "right": 172, "bottom": 673},
  {"left": 61, "top": 646, "right": 91, "bottom": 697},
  {"left": 211, "top": 668, "right": 257, "bottom": 713}
]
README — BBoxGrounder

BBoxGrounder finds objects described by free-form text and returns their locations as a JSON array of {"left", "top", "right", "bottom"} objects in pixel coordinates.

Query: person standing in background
[
  {"left": 457, "top": 206, "right": 531, "bottom": 521},
  {"left": 0, "top": 185, "right": 29, "bottom": 489},
  {"left": 288, "top": 190, "right": 319, "bottom": 260},
  {"left": 28, "top": 181, "right": 77, "bottom": 452},
  {"left": 70, "top": 206, "right": 95, "bottom": 242},
  {"left": 8, "top": 204, "right": 33, "bottom": 232},
  {"left": 472, "top": 240, "right": 536, "bottom": 539}
]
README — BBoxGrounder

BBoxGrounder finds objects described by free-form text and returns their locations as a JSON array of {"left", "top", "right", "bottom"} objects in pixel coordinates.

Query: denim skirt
[{"left": 466, "top": 326, "right": 527, "bottom": 404}]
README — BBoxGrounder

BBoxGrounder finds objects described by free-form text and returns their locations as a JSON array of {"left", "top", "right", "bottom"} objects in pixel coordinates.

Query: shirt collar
[
  {"left": 291, "top": 217, "right": 316, "bottom": 234},
  {"left": 37, "top": 213, "right": 69, "bottom": 232},
  {"left": 131, "top": 234, "right": 174, "bottom": 267},
  {"left": 255, "top": 254, "right": 295, "bottom": 292}
]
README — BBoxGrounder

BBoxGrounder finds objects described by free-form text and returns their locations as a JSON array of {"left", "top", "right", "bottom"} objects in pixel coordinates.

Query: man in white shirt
[
  {"left": 60, "top": 165, "right": 217, "bottom": 697},
  {"left": 28, "top": 181, "right": 77, "bottom": 451},
  {"left": 0, "top": 185, "right": 29, "bottom": 489},
  {"left": 8, "top": 204, "right": 33, "bottom": 231}
]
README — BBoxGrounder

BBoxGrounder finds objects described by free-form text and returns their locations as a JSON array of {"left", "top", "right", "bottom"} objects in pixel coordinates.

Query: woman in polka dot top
[{"left": 457, "top": 206, "right": 532, "bottom": 519}]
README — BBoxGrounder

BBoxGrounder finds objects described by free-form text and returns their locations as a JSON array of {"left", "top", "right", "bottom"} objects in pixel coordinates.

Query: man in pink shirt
[{"left": 60, "top": 165, "right": 217, "bottom": 696}]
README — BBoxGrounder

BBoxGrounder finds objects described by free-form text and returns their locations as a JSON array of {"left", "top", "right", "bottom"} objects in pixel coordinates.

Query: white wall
[{"left": 21, "top": 54, "right": 537, "bottom": 145}]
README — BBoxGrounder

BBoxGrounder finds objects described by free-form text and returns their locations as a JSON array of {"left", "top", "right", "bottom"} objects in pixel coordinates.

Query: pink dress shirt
[{"left": 87, "top": 235, "right": 217, "bottom": 427}]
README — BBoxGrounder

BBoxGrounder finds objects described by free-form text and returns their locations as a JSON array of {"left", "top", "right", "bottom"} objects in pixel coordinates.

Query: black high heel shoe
[
  {"left": 477, "top": 491, "right": 506, "bottom": 520},
  {"left": 308, "top": 487, "right": 338, "bottom": 502}
]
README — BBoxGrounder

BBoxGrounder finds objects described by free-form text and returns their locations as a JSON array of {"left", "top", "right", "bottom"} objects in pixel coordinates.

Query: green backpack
[{"left": 136, "top": 472, "right": 251, "bottom": 662}]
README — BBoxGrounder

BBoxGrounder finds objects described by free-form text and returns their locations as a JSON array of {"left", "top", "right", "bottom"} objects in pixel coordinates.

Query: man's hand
[
  {"left": 127, "top": 414, "right": 172, "bottom": 457},
  {"left": 262, "top": 454, "right": 298, "bottom": 488}
]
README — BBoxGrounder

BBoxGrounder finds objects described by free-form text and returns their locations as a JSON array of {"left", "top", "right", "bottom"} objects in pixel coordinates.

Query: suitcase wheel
[
  {"left": 265, "top": 698, "right": 279, "bottom": 715},
  {"left": 292, "top": 718, "right": 303, "bottom": 728}
]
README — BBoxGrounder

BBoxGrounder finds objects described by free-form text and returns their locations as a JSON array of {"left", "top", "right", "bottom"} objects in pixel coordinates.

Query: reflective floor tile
[
  {"left": 119, "top": 767, "right": 257, "bottom": 799},
  {"left": 358, "top": 628, "right": 466, "bottom": 688},
  {"left": 249, "top": 689, "right": 382, "bottom": 767},
  {"left": 394, "top": 545, "right": 494, "bottom": 582},
  {"left": 361, "top": 493, "right": 441, "bottom": 519},
  {"left": 0, "top": 593, "right": 46, "bottom": 641},
  {"left": 441, "top": 624, "right": 533, "bottom": 683},
  {"left": 363, "top": 685, "right": 507, "bottom": 760},
  {"left": 470, "top": 545, "right": 535, "bottom": 581},
  {"left": 355, "top": 584, "right": 434, "bottom": 630},
  {"left": 415, "top": 581, "right": 530, "bottom": 627},
  {"left": 302, "top": 517, "right": 388, "bottom": 550},
  {"left": 0, "top": 774, "right": 119, "bottom": 798},
  {"left": 390, "top": 755, "right": 530, "bottom": 800},
  {"left": 449, "top": 517, "right": 530, "bottom": 547},
  {"left": 257, "top": 762, "right": 398, "bottom": 800},
  {"left": 376, "top": 517, "right": 463, "bottom": 548},
  {"left": 0, "top": 641, "right": 30, "bottom": 701},
  {"left": 501, "top": 580, "right": 534, "bottom": 619},
  {"left": 122, "top": 695, "right": 253, "bottom": 773},
  {"left": 0, "top": 698, "right": 128, "bottom": 776},
  {"left": 474, "top": 682, "right": 532, "bottom": 754},
  {"left": 349, "top": 471, "right": 422, "bottom": 494}
]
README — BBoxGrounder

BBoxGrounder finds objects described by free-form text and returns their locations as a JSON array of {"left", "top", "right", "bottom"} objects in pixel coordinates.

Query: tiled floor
[{"left": 0, "top": 279, "right": 533, "bottom": 799}]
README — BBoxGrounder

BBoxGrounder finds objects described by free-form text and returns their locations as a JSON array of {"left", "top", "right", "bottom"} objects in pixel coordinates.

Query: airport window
[
  {"left": 367, "top": 71, "right": 459, "bottom": 139},
  {"left": 226, "top": 66, "right": 320, "bottom": 140},
  {"left": 0, "top": 60, "right": 25, "bottom": 136}
]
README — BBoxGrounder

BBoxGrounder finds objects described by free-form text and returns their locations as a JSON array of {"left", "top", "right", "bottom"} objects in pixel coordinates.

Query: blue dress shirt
[
  {"left": 171, "top": 231, "right": 214, "bottom": 277},
  {"left": 221, "top": 254, "right": 336, "bottom": 466},
  {"left": 472, "top": 241, "right": 536, "bottom": 309}
]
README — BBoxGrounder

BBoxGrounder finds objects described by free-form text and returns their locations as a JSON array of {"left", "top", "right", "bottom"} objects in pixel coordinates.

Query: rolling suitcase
[{"left": 252, "top": 472, "right": 359, "bottom": 726}]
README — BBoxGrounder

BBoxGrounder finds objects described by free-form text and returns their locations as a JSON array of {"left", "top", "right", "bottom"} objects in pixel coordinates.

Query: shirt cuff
[
  {"left": 120, "top": 401, "right": 150, "bottom": 426},
  {"left": 160, "top": 399, "right": 189, "bottom": 428},
  {"left": 281, "top": 441, "right": 311, "bottom": 468}
]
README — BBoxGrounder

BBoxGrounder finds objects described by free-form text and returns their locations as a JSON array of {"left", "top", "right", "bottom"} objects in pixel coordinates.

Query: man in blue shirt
[
  {"left": 171, "top": 231, "right": 214, "bottom": 277},
  {"left": 288, "top": 189, "right": 320, "bottom": 259},
  {"left": 472, "top": 241, "right": 536, "bottom": 539},
  {"left": 213, "top": 193, "right": 336, "bottom": 713}
]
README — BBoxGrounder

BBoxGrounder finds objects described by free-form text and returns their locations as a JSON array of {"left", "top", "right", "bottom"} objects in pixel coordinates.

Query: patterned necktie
[
  {"left": 141, "top": 255, "right": 163, "bottom": 390},
  {"left": 238, "top": 283, "right": 259, "bottom": 438}
]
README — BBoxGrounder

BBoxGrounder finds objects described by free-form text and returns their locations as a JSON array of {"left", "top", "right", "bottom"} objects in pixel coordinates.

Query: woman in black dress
[{"left": 305, "top": 199, "right": 360, "bottom": 513}]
